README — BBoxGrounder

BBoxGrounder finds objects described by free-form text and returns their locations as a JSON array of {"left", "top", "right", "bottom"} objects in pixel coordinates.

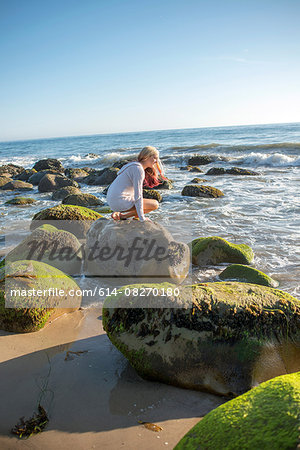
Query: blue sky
[{"left": 0, "top": 0, "right": 299, "bottom": 140}]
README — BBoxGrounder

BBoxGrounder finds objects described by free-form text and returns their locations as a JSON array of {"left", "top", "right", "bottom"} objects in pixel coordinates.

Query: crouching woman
[{"left": 107, "top": 146, "right": 166, "bottom": 222}]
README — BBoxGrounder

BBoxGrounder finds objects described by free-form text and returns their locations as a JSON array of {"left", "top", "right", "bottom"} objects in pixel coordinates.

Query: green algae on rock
[
  {"left": 5, "top": 225, "right": 83, "bottom": 275},
  {"left": 103, "top": 282, "right": 300, "bottom": 396},
  {"left": 219, "top": 264, "right": 279, "bottom": 288},
  {"left": 174, "top": 371, "right": 300, "bottom": 450},
  {"left": 62, "top": 193, "right": 104, "bottom": 207},
  {"left": 0, "top": 260, "right": 81, "bottom": 332},
  {"left": 191, "top": 236, "right": 254, "bottom": 266},
  {"left": 5, "top": 197, "right": 36, "bottom": 206},
  {"left": 142, "top": 189, "right": 162, "bottom": 202},
  {"left": 182, "top": 185, "right": 224, "bottom": 198},
  {"left": 31, "top": 204, "right": 102, "bottom": 238}
]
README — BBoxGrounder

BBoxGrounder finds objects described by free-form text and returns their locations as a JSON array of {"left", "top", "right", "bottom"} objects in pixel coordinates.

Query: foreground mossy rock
[
  {"left": 103, "top": 282, "right": 300, "bottom": 396},
  {"left": 31, "top": 204, "right": 102, "bottom": 238},
  {"left": 62, "top": 193, "right": 104, "bottom": 207},
  {"left": 175, "top": 371, "right": 300, "bottom": 450},
  {"left": 5, "top": 225, "right": 82, "bottom": 275},
  {"left": 191, "top": 236, "right": 254, "bottom": 265},
  {"left": 0, "top": 180, "right": 33, "bottom": 191},
  {"left": 182, "top": 185, "right": 224, "bottom": 198},
  {"left": 85, "top": 219, "right": 189, "bottom": 283},
  {"left": 5, "top": 197, "right": 36, "bottom": 206},
  {"left": 142, "top": 189, "right": 162, "bottom": 202},
  {"left": 219, "top": 264, "right": 279, "bottom": 288},
  {"left": 0, "top": 260, "right": 81, "bottom": 332}
]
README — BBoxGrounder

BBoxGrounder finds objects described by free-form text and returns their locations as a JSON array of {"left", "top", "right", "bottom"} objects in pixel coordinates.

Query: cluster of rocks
[
  {"left": 1, "top": 153, "right": 261, "bottom": 207},
  {"left": 1, "top": 154, "right": 297, "bottom": 449}
]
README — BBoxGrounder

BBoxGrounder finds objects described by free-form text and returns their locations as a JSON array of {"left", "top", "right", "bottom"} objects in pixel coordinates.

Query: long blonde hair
[{"left": 137, "top": 146, "right": 166, "bottom": 181}]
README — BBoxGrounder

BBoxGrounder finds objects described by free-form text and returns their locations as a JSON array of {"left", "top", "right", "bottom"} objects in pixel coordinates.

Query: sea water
[{"left": 0, "top": 122, "right": 299, "bottom": 300}]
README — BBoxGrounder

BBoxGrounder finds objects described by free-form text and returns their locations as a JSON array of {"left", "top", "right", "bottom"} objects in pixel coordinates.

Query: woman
[{"left": 107, "top": 146, "right": 166, "bottom": 222}]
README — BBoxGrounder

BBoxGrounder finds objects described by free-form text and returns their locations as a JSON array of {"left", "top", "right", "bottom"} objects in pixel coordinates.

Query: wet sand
[{"left": 0, "top": 309, "right": 225, "bottom": 449}]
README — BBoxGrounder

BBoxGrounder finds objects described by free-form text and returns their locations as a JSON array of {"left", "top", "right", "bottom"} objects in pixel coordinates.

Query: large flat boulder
[
  {"left": 85, "top": 219, "right": 190, "bottom": 283},
  {"left": 103, "top": 282, "right": 300, "bottom": 396},
  {"left": 175, "top": 371, "right": 300, "bottom": 450}
]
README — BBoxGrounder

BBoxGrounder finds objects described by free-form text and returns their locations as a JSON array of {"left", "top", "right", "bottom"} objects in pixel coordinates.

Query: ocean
[{"left": 1, "top": 122, "right": 300, "bottom": 300}]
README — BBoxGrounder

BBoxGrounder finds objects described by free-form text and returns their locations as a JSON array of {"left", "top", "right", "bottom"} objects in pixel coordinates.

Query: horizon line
[{"left": 1, "top": 120, "right": 299, "bottom": 145}]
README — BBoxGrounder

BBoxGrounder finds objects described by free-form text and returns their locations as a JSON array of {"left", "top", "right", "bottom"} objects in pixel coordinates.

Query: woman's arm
[{"left": 130, "top": 164, "right": 145, "bottom": 221}]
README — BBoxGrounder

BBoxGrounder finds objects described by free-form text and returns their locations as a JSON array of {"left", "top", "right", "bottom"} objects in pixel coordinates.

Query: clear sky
[{"left": 0, "top": 0, "right": 299, "bottom": 141}]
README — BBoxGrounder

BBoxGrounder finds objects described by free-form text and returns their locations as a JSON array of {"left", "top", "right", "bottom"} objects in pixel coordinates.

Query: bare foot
[
  {"left": 111, "top": 212, "right": 121, "bottom": 220},
  {"left": 111, "top": 212, "right": 127, "bottom": 220}
]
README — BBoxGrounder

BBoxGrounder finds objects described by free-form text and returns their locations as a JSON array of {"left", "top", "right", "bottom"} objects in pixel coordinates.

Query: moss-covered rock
[
  {"left": 0, "top": 260, "right": 81, "bottom": 332},
  {"left": 62, "top": 193, "right": 104, "bottom": 207},
  {"left": 5, "top": 197, "right": 36, "bottom": 206},
  {"left": 142, "top": 189, "right": 162, "bottom": 202},
  {"left": 191, "top": 236, "right": 254, "bottom": 265},
  {"left": 175, "top": 371, "right": 300, "bottom": 450},
  {"left": 219, "top": 264, "right": 279, "bottom": 288},
  {"left": 5, "top": 225, "right": 83, "bottom": 275},
  {"left": 103, "top": 282, "right": 300, "bottom": 396},
  {"left": 31, "top": 204, "right": 102, "bottom": 238},
  {"left": 182, "top": 185, "right": 224, "bottom": 198}
]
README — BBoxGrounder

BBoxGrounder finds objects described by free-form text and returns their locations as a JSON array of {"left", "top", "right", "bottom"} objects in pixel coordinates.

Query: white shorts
[{"left": 107, "top": 194, "right": 135, "bottom": 212}]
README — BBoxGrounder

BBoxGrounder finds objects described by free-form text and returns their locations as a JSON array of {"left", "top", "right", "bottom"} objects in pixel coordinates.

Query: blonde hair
[
  {"left": 137, "top": 146, "right": 159, "bottom": 162},
  {"left": 137, "top": 146, "right": 159, "bottom": 179}
]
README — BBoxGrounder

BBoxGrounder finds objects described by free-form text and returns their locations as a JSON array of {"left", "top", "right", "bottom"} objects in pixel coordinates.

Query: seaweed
[{"left": 11, "top": 404, "right": 49, "bottom": 439}]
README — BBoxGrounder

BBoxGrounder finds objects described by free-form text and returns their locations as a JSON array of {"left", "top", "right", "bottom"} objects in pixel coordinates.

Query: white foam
[{"left": 232, "top": 152, "right": 300, "bottom": 167}]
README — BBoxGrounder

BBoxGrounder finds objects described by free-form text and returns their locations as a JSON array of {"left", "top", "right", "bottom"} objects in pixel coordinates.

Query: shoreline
[{"left": 0, "top": 308, "right": 225, "bottom": 449}]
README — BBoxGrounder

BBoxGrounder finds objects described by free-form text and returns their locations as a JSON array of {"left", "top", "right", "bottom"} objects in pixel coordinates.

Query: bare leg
[{"left": 112, "top": 199, "right": 159, "bottom": 220}]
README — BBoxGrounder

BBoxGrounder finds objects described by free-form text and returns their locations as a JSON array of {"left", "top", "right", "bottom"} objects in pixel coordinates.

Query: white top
[{"left": 106, "top": 162, "right": 145, "bottom": 221}]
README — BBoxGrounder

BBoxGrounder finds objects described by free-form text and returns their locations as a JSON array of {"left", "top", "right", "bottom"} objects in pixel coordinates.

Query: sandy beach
[{"left": 0, "top": 309, "right": 225, "bottom": 449}]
